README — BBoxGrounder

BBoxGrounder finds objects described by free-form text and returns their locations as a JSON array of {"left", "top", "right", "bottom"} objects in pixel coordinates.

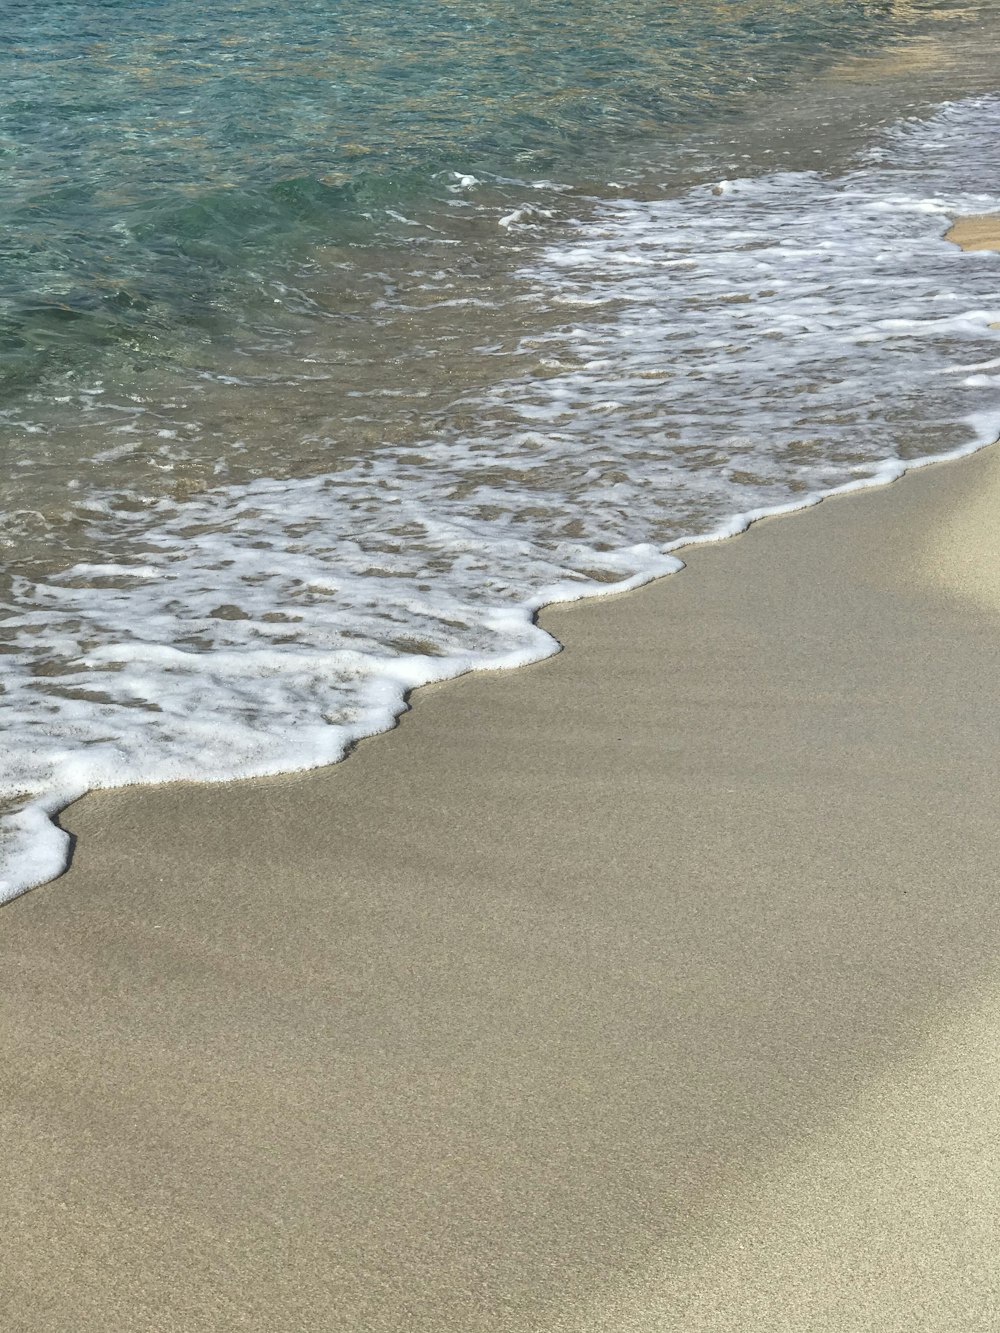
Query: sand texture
[
  {"left": 3, "top": 446, "right": 1000, "bottom": 1332},
  {"left": 945, "top": 212, "right": 1000, "bottom": 252}
]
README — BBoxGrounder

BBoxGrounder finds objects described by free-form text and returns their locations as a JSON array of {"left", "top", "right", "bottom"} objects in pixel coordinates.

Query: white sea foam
[{"left": 3, "top": 96, "right": 1000, "bottom": 901}]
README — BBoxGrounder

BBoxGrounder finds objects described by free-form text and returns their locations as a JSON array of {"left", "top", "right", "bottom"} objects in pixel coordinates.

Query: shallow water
[
  {"left": 2, "top": 1, "right": 1000, "bottom": 898},
  {"left": 0, "top": 0, "right": 924, "bottom": 394}
]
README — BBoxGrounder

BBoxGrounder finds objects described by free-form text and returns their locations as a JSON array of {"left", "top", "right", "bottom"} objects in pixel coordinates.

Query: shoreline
[
  {"left": 5, "top": 77, "right": 1000, "bottom": 905},
  {"left": 5, "top": 409, "right": 995, "bottom": 907},
  {"left": 5, "top": 196, "right": 999, "bottom": 903},
  {"left": 5, "top": 436, "right": 1000, "bottom": 1329}
]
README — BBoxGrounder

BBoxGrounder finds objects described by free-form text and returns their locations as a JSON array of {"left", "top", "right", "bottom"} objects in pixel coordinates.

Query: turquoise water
[
  {"left": 1, "top": 0, "right": 915, "bottom": 399},
  {"left": 4, "top": 0, "right": 1000, "bottom": 900}
]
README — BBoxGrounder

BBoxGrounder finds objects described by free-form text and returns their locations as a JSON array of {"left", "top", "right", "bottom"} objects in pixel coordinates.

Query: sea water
[{"left": 2, "top": 0, "right": 1000, "bottom": 898}]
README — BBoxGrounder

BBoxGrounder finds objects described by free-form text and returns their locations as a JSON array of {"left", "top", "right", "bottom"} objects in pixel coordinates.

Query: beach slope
[{"left": 3, "top": 445, "right": 1000, "bottom": 1331}]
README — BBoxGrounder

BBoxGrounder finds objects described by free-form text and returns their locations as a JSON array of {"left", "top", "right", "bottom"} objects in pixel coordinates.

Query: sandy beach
[{"left": 4, "top": 415, "right": 1000, "bottom": 1330}]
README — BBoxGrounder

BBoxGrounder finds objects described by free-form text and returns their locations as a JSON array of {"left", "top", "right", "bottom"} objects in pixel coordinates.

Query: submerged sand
[{"left": 4, "top": 444, "right": 1000, "bottom": 1331}]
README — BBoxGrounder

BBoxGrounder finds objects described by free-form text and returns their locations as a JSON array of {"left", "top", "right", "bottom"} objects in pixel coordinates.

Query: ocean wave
[{"left": 3, "top": 94, "right": 1000, "bottom": 901}]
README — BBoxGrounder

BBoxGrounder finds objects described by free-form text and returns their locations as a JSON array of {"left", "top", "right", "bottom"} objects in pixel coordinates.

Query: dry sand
[{"left": 4, "top": 442, "right": 1000, "bottom": 1332}]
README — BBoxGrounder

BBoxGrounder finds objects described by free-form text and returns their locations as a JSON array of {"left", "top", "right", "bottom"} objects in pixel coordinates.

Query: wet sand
[
  {"left": 945, "top": 212, "right": 1000, "bottom": 252},
  {"left": 4, "top": 435, "right": 1000, "bottom": 1331}
]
